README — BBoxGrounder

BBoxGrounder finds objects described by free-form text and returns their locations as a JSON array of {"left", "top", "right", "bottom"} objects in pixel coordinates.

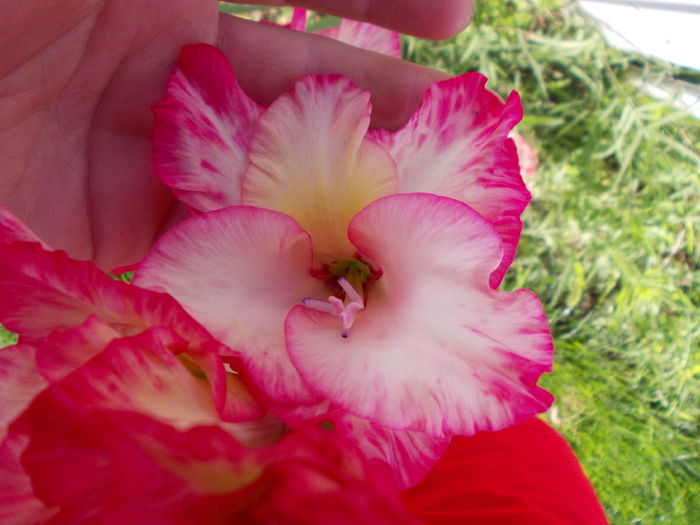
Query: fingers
[
  {"left": 287, "top": 0, "right": 474, "bottom": 40},
  {"left": 217, "top": 15, "right": 447, "bottom": 129},
  {"left": 227, "top": 0, "right": 474, "bottom": 39}
]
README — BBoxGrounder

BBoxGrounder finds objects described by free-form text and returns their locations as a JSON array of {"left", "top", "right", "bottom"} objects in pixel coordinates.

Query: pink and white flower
[
  {"left": 0, "top": 15, "right": 553, "bottom": 505},
  {"left": 0, "top": 210, "right": 410, "bottom": 522},
  {"left": 139, "top": 40, "right": 554, "bottom": 486}
]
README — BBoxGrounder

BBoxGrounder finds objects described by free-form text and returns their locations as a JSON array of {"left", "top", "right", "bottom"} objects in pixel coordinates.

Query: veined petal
[
  {"left": 241, "top": 75, "right": 397, "bottom": 262},
  {"left": 0, "top": 345, "right": 47, "bottom": 441},
  {"left": 135, "top": 206, "right": 325, "bottom": 404},
  {"left": 316, "top": 20, "right": 402, "bottom": 58},
  {"left": 152, "top": 44, "right": 263, "bottom": 211},
  {"left": 286, "top": 194, "right": 553, "bottom": 438},
  {"left": 370, "top": 74, "right": 528, "bottom": 287}
]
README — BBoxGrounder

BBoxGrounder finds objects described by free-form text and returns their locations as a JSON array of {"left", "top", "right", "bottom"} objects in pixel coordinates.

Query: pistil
[{"left": 302, "top": 277, "right": 365, "bottom": 338}]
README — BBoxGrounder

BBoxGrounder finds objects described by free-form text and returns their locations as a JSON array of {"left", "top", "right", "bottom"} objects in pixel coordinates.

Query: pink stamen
[{"left": 302, "top": 277, "right": 365, "bottom": 338}]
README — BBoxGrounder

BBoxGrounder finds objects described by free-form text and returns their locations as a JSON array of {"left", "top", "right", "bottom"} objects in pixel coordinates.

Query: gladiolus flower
[
  {"left": 0, "top": 210, "right": 412, "bottom": 523},
  {"left": 140, "top": 43, "right": 554, "bottom": 471}
]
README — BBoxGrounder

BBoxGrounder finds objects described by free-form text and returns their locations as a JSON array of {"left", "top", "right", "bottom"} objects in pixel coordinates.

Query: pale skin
[{"left": 0, "top": 0, "right": 473, "bottom": 270}]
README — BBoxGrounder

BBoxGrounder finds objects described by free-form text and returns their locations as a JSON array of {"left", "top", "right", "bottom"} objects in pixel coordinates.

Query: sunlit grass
[{"left": 403, "top": 0, "right": 699, "bottom": 522}]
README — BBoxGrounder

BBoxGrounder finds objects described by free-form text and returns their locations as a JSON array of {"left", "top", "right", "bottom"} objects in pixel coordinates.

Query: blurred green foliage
[{"left": 403, "top": 0, "right": 699, "bottom": 522}]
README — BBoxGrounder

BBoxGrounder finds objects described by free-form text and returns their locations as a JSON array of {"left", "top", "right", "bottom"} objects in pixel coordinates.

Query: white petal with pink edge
[
  {"left": 285, "top": 194, "right": 553, "bottom": 438},
  {"left": 369, "top": 74, "right": 529, "bottom": 287},
  {"left": 135, "top": 206, "right": 326, "bottom": 404},
  {"left": 241, "top": 75, "right": 397, "bottom": 262},
  {"left": 330, "top": 411, "right": 449, "bottom": 490},
  {"left": 267, "top": 401, "right": 447, "bottom": 489},
  {"left": 152, "top": 44, "right": 263, "bottom": 212},
  {"left": 316, "top": 19, "right": 402, "bottom": 58}
]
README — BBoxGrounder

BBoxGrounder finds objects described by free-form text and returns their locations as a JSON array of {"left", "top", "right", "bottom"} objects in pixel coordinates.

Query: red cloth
[{"left": 401, "top": 418, "right": 608, "bottom": 524}]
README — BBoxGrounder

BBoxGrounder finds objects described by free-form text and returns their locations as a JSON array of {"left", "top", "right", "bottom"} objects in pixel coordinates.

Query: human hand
[{"left": 0, "top": 0, "right": 473, "bottom": 270}]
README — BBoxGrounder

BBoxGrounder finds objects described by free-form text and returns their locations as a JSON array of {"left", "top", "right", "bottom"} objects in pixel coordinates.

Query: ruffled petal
[
  {"left": 317, "top": 19, "right": 402, "bottom": 58},
  {"left": 285, "top": 194, "right": 553, "bottom": 438},
  {"left": 0, "top": 345, "right": 46, "bottom": 441},
  {"left": 241, "top": 75, "right": 397, "bottom": 261},
  {"left": 152, "top": 44, "right": 263, "bottom": 211},
  {"left": 135, "top": 206, "right": 326, "bottom": 404},
  {"left": 370, "top": 74, "right": 528, "bottom": 287}
]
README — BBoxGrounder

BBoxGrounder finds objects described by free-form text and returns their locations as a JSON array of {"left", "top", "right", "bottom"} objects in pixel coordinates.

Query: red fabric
[{"left": 401, "top": 418, "right": 608, "bottom": 524}]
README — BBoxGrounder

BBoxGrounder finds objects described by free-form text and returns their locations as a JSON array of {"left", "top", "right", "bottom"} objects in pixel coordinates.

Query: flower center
[{"left": 302, "top": 259, "right": 373, "bottom": 338}]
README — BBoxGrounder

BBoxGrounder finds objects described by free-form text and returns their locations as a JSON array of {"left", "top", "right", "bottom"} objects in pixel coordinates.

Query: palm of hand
[
  {"left": 1, "top": 0, "right": 465, "bottom": 270},
  {"left": 1, "top": 0, "right": 218, "bottom": 269}
]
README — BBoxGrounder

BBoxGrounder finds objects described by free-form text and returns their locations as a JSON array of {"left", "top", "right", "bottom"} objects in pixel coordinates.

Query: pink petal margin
[
  {"left": 369, "top": 74, "right": 529, "bottom": 288},
  {"left": 285, "top": 193, "right": 554, "bottom": 438},
  {"left": 152, "top": 44, "right": 263, "bottom": 212}
]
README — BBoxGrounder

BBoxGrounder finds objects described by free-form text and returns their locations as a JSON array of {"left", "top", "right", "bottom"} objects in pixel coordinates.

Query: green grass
[
  {"left": 403, "top": 0, "right": 699, "bottom": 522},
  {"left": 2, "top": 1, "right": 699, "bottom": 522},
  {"left": 0, "top": 326, "right": 17, "bottom": 347}
]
